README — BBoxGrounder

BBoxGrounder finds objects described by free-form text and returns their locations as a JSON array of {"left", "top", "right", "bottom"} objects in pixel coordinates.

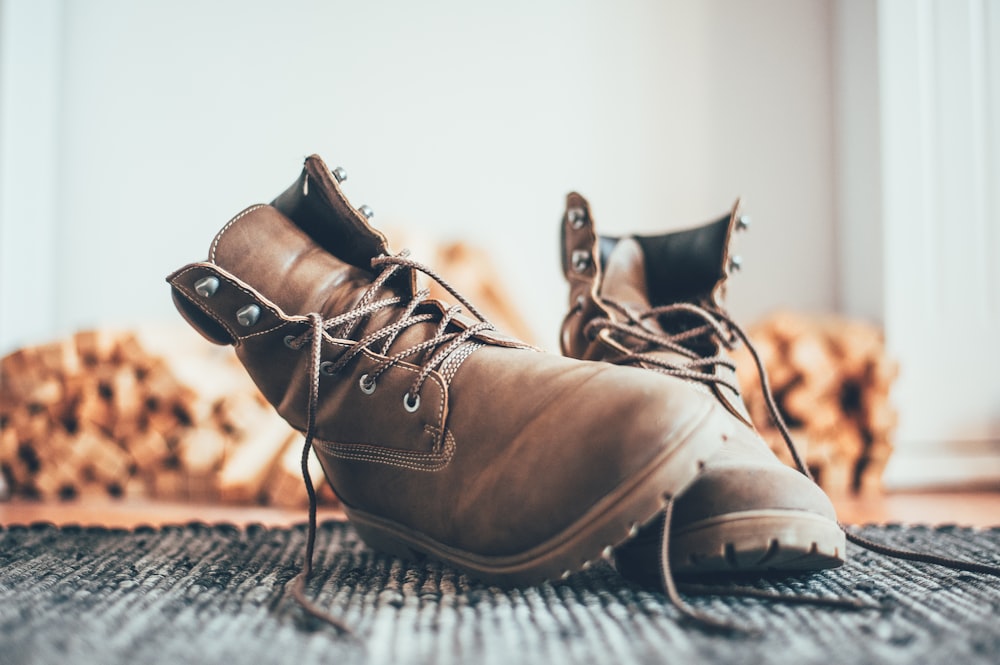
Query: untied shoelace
[
  {"left": 285, "top": 251, "right": 495, "bottom": 636},
  {"left": 583, "top": 299, "right": 1000, "bottom": 631}
]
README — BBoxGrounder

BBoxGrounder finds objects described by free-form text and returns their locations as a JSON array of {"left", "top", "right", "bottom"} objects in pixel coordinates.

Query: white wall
[
  {"left": 835, "top": 0, "right": 1000, "bottom": 488},
  {"left": 0, "top": 0, "right": 62, "bottom": 352},
  {"left": 0, "top": 0, "right": 837, "bottom": 353}
]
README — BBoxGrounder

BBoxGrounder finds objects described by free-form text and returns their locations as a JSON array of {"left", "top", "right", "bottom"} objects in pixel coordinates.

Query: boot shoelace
[
  {"left": 286, "top": 251, "right": 495, "bottom": 635},
  {"left": 584, "top": 299, "right": 1000, "bottom": 631}
]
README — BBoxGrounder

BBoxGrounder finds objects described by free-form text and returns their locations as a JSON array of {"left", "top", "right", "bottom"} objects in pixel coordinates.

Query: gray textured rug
[{"left": 1, "top": 519, "right": 998, "bottom": 665}]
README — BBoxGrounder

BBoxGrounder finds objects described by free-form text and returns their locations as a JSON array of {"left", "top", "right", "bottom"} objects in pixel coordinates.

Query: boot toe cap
[{"left": 674, "top": 458, "right": 838, "bottom": 529}]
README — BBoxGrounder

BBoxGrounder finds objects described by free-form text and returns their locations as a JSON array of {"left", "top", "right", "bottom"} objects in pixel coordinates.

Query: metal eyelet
[
  {"left": 403, "top": 393, "right": 420, "bottom": 413},
  {"left": 358, "top": 204, "right": 374, "bottom": 219},
  {"left": 737, "top": 214, "right": 751, "bottom": 231},
  {"left": 571, "top": 249, "right": 591, "bottom": 273},
  {"left": 332, "top": 166, "right": 348, "bottom": 183},
  {"left": 567, "top": 206, "right": 587, "bottom": 230},
  {"left": 729, "top": 255, "right": 743, "bottom": 272},
  {"left": 283, "top": 335, "right": 298, "bottom": 349},
  {"left": 320, "top": 361, "right": 336, "bottom": 376},
  {"left": 359, "top": 374, "right": 376, "bottom": 395}
]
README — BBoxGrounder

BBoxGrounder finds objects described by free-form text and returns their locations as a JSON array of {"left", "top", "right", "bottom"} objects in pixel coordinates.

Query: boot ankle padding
[
  {"left": 271, "top": 154, "right": 390, "bottom": 269},
  {"left": 623, "top": 216, "right": 730, "bottom": 306}
]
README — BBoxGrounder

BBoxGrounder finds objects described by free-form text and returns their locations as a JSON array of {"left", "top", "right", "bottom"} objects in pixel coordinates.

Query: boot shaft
[{"left": 560, "top": 192, "right": 746, "bottom": 360}]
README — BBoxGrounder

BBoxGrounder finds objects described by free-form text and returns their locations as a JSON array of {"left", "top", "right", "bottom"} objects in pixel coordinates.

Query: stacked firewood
[
  {"left": 0, "top": 328, "right": 336, "bottom": 507},
  {"left": 733, "top": 310, "right": 898, "bottom": 495}
]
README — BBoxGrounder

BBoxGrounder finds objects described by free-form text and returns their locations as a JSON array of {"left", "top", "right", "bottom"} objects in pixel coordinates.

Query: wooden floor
[{"left": 1, "top": 490, "right": 997, "bottom": 529}]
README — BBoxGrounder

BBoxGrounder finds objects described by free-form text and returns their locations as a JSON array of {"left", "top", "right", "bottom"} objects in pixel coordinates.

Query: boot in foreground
[{"left": 166, "top": 156, "right": 737, "bottom": 605}]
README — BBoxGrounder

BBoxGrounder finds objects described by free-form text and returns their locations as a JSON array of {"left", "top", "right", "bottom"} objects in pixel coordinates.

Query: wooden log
[
  {"left": 74, "top": 329, "right": 118, "bottom": 367},
  {"left": 58, "top": 429, "right": 131, "bottom": 487},
  {"left": 781, "top": 386, "right": 842, "bottom": 433},
  {"left": 128, "top": 428, "right": 170, "bottom": 470},
  {"left": 76, "top": 382, "right": 115, "bottom": 434},
  {"left": 213, "top": 393, "right": 270, "bottom": 439},
  {"left": 787, "top": 337, "right": 840, "bottom": 397},
  {"left": 32, "top": 461, "right": 79, "bottom": 500},
  {"left": 735, "top": 310, "right": 901, "bottom": 495},
  {"left": 1, "top": 327, "right": 294, "bottom": 504},
  {"left": 866, "top": 355, "right": 900, "bottom": 392},
  {"left": 862, "top": 391, "right": 899, "bottom": 437},
  {"left": 110, "top": 366, "right": 144, "bottom": 424},
  {"left": 1, "top": 347, "right": 40, "bottom": 400},
  {"left": 0, "top": 425, "right": 19, "bottom": 461},
  {"left": 35, "top": 337, "right": 82, "bottom": 378},
  {"left": 827, "top": 319, "right": 883, "bottom": 379},
  {"left": 0, "top": 426, "right": 28, "bottom": 492},
  {"left": 89, "top": 437, "right": 132, "bottom": 486},
  {"left": 113, "top": 332, "right": 152, "bottom": 370},
  {"left": 856, "top": 436, "right": 894, "bottom": 495},
  {"left": 30, "top": 430, "right": 79, "bottom": 500},
  {"left": 25, "top": 378, "right": 63, "bottom": 410},
  {"left": 122, "top": 474, "right": 150, "bottom": 500},
  {"left": 176, "top": 429, "right": 226, "bottom": 475},
  {"left": 150, "top": 469, "right": 186, "bottom": 501},
  {"left": 216, "top": 412, "right": 294, "bottom": 504}
]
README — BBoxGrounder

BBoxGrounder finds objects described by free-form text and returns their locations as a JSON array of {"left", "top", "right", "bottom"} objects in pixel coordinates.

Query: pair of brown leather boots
[{"left": 167, "top": 155, "right": 843, "bottom": 613}]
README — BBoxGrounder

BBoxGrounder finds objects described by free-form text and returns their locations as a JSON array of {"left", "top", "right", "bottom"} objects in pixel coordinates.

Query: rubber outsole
[{"left": 615, "top": 509, "right": 846, "bottom": 579}]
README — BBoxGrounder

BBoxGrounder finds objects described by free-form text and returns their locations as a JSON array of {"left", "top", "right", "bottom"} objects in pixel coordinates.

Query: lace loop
[{"left": 585, "top": 302, "right": 740, "bottom": 390}]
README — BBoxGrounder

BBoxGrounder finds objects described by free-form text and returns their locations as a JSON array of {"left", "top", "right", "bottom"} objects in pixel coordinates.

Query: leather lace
[
  {"left": 287, "top": 252, "right": 495, "bottom": 634},
  {"left": 585, "top": 298, "right": 1000, "bottom": 628}
]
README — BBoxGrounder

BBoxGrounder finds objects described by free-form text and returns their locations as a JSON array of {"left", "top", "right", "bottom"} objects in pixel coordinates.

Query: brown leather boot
[
  {"left": 166, "top": 155, "right": 734, "bottom": 594},
  {"left": 559, "top": 192, "right": 845, "bottom": 578}
]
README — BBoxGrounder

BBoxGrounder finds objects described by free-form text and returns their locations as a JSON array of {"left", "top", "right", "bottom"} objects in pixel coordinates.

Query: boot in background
[{"left": 559, "top": 193, "right": 844, "bottom": 581}]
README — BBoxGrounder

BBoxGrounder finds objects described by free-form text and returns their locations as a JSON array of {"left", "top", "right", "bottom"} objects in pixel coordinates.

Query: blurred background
[{"left": 0, "top": 0, "right": 998, "bottom": 499}]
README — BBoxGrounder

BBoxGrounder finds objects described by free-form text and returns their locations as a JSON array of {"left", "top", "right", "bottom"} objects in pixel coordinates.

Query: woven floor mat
[{"left": 1, "top": 520, "right": 998, "bottom": 665}]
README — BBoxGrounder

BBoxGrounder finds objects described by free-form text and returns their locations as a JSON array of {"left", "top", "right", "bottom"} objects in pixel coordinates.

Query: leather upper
[{"left": 167, "top": 156, "right": 728, "bottom": 557}]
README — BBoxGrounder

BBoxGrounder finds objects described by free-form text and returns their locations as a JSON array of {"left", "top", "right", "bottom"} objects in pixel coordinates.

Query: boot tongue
[
  {"left": 271, "top": 154, "right": 391, "bottom": 271},
  {"left": 634, "top": 205, "right": 737, "bottom": 307},
  {"left": 599, "top": 238, "right": 664, "bottom": 334},
  {"left": 599, "top": 237, "right": 714, "bottom": 368}
]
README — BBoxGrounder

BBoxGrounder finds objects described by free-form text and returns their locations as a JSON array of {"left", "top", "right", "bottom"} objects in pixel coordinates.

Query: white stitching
[
  {"left": 172, "top": 280, "right": 239, "bottom": 341},
  {"left": 313, "top": 429, "right": 456, "bottom": 472},
  {"left": 322, "top": 338, "right": 449, "bottom": 438},
  {"left": 209, "top": 204, "right": 267, "bottom": 263},
  {"left": 170, "top": 264, "right": 296, "bottom": 343}
]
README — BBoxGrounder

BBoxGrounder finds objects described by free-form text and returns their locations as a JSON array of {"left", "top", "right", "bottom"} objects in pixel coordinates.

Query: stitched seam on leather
[
  {"left": 424, "top": 425, "right": 443, "bottom": 454},
  {"left": 316, "top": 340, "right": 449, "bottom": 444},
  {"left": 171, "top": 281, "right": 239, "bottom": 341},
  {"left": 236, "top": 323, "right": 288, "bottom": 340},
  {"left": 209, "top": 204, "right": 267, "bottom": 263},
  {"left": 313, "top": 429, "right": 455, "bottom": 472},
  {"left": 345, "top": 347, "right": 447, "bottom": 430},
  {"left": 172, "top": 265, "right": 291, "bottom": 341}
]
